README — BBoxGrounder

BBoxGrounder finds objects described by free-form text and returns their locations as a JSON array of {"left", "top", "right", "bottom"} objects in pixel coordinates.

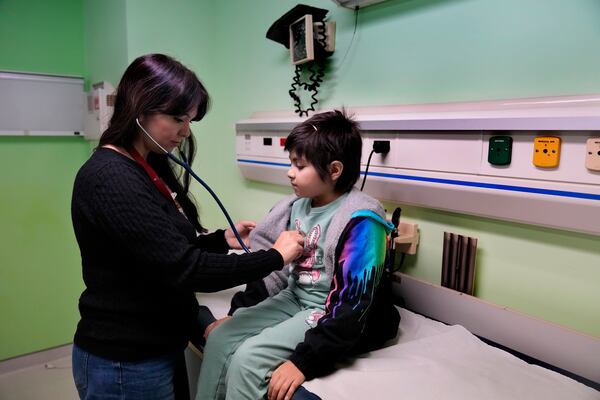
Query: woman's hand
[
  {"left": 272, "top": 231, "right": 304, "bottom": 265},
  {"left": 267, "top": 361, "right": 305, "bottom": 400},
  {"left": 225, "top": 220, "right": 256, "bottom": 249},
  {"left": 203, "top": 316, "right": 232, "bottom": 339}
]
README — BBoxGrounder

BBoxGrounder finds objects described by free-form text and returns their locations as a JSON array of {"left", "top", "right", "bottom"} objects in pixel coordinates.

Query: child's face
[{"left": 287, "top": 151, "right": 335, "bottom": 202}]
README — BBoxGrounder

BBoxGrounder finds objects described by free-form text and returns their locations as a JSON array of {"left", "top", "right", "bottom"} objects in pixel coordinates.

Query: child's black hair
[{"left": 285, "top": 109, "right": 362, "bottom": 193}]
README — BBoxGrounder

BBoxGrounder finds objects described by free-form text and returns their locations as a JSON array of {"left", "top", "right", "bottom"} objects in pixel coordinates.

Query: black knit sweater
[{"left": 71, "top": 148, "right": 283, "bottom": 361}]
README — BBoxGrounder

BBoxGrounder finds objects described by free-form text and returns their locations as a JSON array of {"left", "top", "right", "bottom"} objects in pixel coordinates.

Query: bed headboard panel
[{"left": 392, "top": 273, "right": 599, "bottom": 385}]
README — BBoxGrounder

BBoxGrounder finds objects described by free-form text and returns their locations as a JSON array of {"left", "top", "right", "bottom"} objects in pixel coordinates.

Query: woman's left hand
[
  {"left": 224, "top": 220, "right": 256, "bottom": 249},
  {"left": 267, "top": 361, "right": 305, "bottom": 400},
  {"left": 204, "top": 316, "right": 232, "bottom": 339}
]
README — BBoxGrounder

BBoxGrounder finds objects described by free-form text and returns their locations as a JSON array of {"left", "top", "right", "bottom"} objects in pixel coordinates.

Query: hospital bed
[{"left": 190, "top": 275, "right": 599, "bottom": 399}]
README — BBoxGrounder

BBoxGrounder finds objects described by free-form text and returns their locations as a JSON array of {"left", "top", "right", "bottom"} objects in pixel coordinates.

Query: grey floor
[{"left": 0, "top": 355, "right": 78, "bottom": 400}]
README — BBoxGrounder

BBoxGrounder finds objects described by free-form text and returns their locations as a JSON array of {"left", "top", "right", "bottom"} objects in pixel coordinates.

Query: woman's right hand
[{"left": 272, "top": 230, "right": 304, "bottom": 265}]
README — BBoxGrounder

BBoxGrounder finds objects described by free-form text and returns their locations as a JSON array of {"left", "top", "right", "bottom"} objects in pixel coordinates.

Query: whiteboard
[{"left": 0, "top": 71, "right": 84, "bottom": 136}]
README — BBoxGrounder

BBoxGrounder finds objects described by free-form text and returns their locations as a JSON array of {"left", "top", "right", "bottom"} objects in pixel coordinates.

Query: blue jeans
[
  {"left": 291, "top": 386, "right": 322, "bottom": 400},
  {"left": 72, "top": 344, "right": 184, "bottom": 400}
]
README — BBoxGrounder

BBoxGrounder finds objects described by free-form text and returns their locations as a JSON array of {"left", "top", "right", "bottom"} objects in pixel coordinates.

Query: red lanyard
[{"left": 128, "top": 147, "right": 186, "bottom": 216}]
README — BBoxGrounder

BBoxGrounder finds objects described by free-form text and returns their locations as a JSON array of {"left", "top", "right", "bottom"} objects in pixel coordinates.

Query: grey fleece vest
[{"left": 249, "top": 188, "right": 386, "bottom": 296}]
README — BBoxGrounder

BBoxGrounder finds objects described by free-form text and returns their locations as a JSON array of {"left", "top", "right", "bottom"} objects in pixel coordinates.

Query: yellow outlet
[{"left": 533, "top": 136, "right": 561, "bottom": 168}]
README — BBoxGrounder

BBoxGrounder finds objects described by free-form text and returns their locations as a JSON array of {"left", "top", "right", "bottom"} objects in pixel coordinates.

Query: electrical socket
[{"left": 373, "top": 140, "right": 390, "bottom": 154}]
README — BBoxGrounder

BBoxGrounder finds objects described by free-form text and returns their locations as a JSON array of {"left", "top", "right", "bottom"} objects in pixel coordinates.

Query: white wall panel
[{"left": 363, "top": 131, "right": 483, "bottom": 173}]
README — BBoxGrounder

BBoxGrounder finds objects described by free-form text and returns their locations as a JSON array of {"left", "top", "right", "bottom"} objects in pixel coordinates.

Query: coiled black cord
[{"left": 289, "top": 60, "right": 326, "bottom": 117}]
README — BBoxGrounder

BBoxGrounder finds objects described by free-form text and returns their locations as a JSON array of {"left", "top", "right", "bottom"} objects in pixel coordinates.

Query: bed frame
[{"left": 392, "top": 273, "right": 600, "bottom": 388}]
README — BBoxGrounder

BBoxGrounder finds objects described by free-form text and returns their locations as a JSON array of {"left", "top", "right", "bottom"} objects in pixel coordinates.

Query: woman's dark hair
[
  {"left": 284, "top": 109, "right": 362, "bottom": 193},
  {"left": 99, "top": 53, "right": 209, "bottom": 232}
]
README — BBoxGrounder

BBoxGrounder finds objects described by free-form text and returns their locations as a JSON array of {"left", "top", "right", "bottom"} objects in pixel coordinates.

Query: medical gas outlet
[
  {"left": 585, "top": 137, "right": 600, "bottom": 171},
  {"left": 533, "top": 136, "right": 561, "bottom": 168},
  {"left": 488, "top": 136, "right": 512, "bottom": 166}
]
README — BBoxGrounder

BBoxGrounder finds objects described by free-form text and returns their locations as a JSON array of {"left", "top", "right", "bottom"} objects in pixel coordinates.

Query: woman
[{"left": 71, "top": 53, "right": 304, "bottom": 400}]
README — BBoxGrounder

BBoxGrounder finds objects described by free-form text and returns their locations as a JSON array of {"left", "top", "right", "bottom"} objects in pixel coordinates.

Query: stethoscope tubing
[
  {"left": 167, "top": 152, "right": 251, "bottom": 253},
  {"left": 135, "top": 118, "right": 250, "bottom": 253}
]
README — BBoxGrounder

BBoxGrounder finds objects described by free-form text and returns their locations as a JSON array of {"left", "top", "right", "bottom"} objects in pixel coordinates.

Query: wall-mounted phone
[
  {"left": 289, "top": 14, "right": 336, "bottom": 65},
  {"left": 267, "top": 5, "right": 336, "bottom": 116},
  {"left": 290, "top": 15, "right": 314, "bottom": 65}
]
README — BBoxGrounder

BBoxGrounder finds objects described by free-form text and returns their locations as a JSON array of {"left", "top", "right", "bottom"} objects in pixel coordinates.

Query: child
[{"left": 196, "top": 110, "right": 400, "bottom": 400}]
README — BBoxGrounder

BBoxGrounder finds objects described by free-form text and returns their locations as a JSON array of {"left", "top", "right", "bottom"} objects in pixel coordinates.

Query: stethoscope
[{"left": 135, "top": 118, "right": 250, "bottom": 253}]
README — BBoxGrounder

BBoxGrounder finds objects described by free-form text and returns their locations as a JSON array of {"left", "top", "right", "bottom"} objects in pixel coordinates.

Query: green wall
[
  {"left": 1, "top": 0, "right": 599, "bottom": 360},
  {"left": 83, "top": 0, "right": 128, "bottom": 89},
  {"left": 0, "top": 138, "right": 89, "bottom": 360},
  {"left": 0, "top": 0, "right": 88, "bottom": 360},
  {"left": 0, "top": 0, "right": 83, "bottom": 75},
  {"left": 198, "top": 0, "right": 600, "bottom": 336}
]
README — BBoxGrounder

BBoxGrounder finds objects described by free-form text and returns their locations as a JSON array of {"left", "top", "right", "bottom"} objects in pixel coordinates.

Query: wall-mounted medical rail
[{"left": 235, "top": 95, "right": 600, "bottom": 236}]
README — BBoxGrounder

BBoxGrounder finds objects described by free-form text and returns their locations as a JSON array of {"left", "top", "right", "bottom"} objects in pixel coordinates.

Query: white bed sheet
[{"left": 196, "top": 288, "right": 599, "bottom": 400}]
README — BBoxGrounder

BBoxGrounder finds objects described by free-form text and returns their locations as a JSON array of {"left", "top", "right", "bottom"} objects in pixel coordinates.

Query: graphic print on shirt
[
  {"left": 293, "top": 219, "right": 322, "bottom": 285},
  {"left": 305, "top": 310, "right": 325, "bottom": 327}
]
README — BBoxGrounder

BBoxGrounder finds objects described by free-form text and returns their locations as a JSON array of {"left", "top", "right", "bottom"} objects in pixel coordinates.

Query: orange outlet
[{"left": 533, "top": 136, "right": 561, "bottom": 168}]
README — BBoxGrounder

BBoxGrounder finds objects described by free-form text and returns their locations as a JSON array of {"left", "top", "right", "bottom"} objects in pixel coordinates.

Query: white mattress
[{"left": 196, "top": 288, "right": 599, "bottom": 400}]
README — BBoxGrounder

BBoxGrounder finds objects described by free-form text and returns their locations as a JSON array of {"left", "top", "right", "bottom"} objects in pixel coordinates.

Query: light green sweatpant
[{"left": 195, "top": 289, "right": 322, "bottom": 400}]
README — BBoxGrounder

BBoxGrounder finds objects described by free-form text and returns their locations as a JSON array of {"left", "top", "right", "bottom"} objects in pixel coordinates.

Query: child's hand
[
  {"left": 225, "top": 220, "right": 256, "bottom": 249},
  {"left": 203, "top": 316, "right": 232, "bottom": 339},
  {"left": 267, "top": 360, "right": 305, "bottom": 400}
]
